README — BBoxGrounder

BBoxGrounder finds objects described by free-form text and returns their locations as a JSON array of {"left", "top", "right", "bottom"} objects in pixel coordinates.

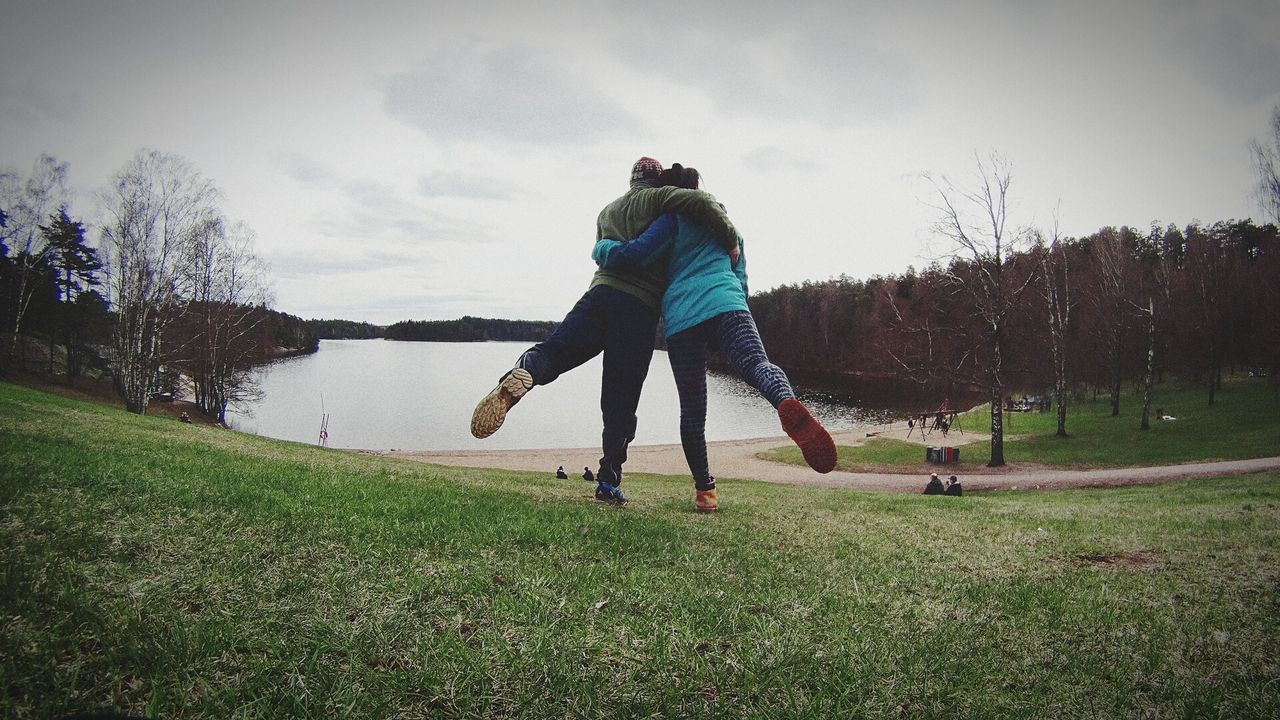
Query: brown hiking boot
[
  {"left": 470, "top": 368, "right": 534, "bottom": 438},
  {"left": 695, "top": 488, "right": 718, "bottom": 513},
  {"left": 778, "top": 398, "right": 837, "bottom": 473}
]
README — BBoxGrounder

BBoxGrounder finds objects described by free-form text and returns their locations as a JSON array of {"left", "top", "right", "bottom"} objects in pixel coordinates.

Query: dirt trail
[{"left": 387, "top": 422, "right": 1280, "bottom": 493}]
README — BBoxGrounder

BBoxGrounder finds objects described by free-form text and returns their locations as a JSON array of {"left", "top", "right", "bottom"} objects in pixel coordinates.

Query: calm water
[{"left": 226, "top": 340, "right": 898, "bottom": 451}]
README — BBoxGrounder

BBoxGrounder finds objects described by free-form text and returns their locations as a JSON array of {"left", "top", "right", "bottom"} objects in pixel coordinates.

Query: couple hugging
[{"left": 470, "top": 157, "right": 836, "bottom": 513}]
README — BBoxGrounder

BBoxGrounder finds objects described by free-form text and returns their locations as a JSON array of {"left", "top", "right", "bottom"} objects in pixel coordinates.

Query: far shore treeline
[
  {"left": 382, "top": 317, "right": 559, "bottom": 342},
  {"left": 302, "top": 317, "right": 561, "bottom": 342}
]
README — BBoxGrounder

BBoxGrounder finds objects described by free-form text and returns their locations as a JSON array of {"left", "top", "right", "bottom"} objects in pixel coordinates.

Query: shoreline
[{"left": 383, "top": 420, "right": 1280, "bottom": 494}]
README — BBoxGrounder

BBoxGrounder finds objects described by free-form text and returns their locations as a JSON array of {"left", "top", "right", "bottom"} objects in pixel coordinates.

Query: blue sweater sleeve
[{"left": 592, "top": 213, "right": 678, "bottom": 269}]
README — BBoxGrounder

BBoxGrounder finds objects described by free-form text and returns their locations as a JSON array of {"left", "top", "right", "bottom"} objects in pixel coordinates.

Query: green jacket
[{"left": 592, "top": 180, "right": 737, "bottom": 308}]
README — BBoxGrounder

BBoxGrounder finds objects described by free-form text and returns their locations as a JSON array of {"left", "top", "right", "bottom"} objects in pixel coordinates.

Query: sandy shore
[{"left": 385, "top": 420, "right": 1280, "bottom": 493}]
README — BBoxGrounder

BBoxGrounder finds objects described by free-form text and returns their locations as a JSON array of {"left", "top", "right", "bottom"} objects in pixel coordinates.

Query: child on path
[
  {"left": 470, "top": 157, "right": 739, "bottom": 505},
  {"left": 592, "top": 164, "right": 837, "bottom": 513}
]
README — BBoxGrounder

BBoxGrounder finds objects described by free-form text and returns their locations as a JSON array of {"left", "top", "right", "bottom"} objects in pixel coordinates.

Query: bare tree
[
  {"left": 0, "top": 155, "right": 70, "bottom": 371},
  {"left": 924, "top": 151, "right": 1036, "bottom": 467},
  {"left": 1134, "top": 224, "right": 1178, "bottom": 431},
  {"left": 1033, "top": 208, "right": 1072, "bottom": 437},
  {"left": 1252, "top": 104, "right": 1280, "bottom": 224},
  {"left": 181, "top": 219, "right": 271, "bottom": 423},
  {"left": 1086, "top": 227, "right": 1140, "bottom": 417},
  {"left": 99, "top": 149, "right": 221, "bottom": 414}
]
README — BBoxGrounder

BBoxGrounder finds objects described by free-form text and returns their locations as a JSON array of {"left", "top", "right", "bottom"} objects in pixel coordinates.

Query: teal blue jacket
[{"left": 593, "top": 213, "right": 748, "bottom": 337}]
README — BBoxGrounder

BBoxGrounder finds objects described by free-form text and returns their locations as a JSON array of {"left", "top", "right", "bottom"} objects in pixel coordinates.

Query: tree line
[
  {"left": 754, "top": 218, "right": 1277, "bottom": 394},
  {"left": 1, "top": 150, "right": 315, "bottom": 422},
  {"left": 383, "top": 316, "right": 559, "bottom": 342},
  {"left": 306, "top": 318, "right": 385, "bottom": 340}
]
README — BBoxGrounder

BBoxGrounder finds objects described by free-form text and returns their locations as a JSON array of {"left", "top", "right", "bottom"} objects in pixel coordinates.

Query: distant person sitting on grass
[
  {"left": 923, "top": 473, "right": 944, "bottom": 495},
  {"left": 593, "top": 163, "right": 837, "bottom": 514},
  {"left": 556, "top": 466, "right": 568, "bottom": 479},
  {"left": 469, "top": 157, "right": 739, "bottom": 508},
  {"left": 945, "top": 475, "right": 963, "bottom": 496},
  {"left": 583, "top": 467, "right": 595, "bottom": 483}
]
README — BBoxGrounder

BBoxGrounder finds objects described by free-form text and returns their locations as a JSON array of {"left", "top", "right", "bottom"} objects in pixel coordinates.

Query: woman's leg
[
  {"left": 713, "top": 311, "right": 794, "bottom": 407},
  {"left": 666, "top": 323, "right": 715, "bottom": 490},
  {"left": 714, "top": 311, "right": 837, "bottom": 473}
]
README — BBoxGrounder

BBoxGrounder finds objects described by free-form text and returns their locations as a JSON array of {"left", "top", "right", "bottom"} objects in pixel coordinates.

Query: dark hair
[{"left": 658, "top": 162, "right": 700, "bottom": 190}]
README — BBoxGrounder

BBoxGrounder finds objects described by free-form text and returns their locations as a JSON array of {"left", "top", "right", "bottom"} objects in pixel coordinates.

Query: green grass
[
  {"left": 2, "top": 381, "right": 1279, "bottom": 718},
  {"left": 766, "top": 378, "right": 1280, "bottom": 471}
]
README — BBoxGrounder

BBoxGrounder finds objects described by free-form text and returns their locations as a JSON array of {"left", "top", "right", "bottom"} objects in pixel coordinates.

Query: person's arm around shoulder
[
  {"left": 648, "top": 187, "right": 738, "bottom": 251},
  {"left": 592, "top": 213, "right": 678, "bottom": 269}
]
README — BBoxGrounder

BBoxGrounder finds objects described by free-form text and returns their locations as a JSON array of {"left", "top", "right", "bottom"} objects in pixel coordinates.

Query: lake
[{"left": 226, "top": 339, "right": 903, "bottom": 451}]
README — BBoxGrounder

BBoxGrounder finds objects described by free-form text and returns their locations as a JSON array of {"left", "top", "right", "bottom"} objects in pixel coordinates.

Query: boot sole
[
  {"left": 779, "top": 399, "right": 838, "bottom": 473},
  {"left": 470, "top": 368, "right": 533, "bottom": 439}
]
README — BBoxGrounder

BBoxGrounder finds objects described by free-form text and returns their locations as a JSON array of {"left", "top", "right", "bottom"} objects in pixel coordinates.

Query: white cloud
[
  {"left": 279, "top": 153, "right": 340, "bottom": 189},
  {"left": 383, "top": 45, "right": 642, "bottom": 143},
  {"left": 417, "top": 171, "right": 518, "bottom": 201},
  {"left": 1192, "top": 12, "right": 1280, "bottom": 103},
  {"left": 593, "top": 1, "right": 918, "bottom": 127}
]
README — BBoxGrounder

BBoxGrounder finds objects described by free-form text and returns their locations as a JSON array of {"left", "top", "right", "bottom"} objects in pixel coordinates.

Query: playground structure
[{"left": 905, "top": 401, "right": 963, "bottom": 440}]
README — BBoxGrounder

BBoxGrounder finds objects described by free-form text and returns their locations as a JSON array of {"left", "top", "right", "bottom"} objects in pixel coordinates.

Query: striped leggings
[{"left": 666, "top": 311, "right": 794, "bottom": 489}]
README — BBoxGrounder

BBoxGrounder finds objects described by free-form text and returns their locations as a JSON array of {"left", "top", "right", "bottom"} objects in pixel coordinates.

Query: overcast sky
[{"left": 2, "top": 0, "right": 1278, "bottom": 325}]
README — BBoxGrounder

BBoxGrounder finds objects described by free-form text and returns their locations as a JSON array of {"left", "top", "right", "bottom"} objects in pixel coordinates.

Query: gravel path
[{"left": 387, "top": 422, "right": 1280, "bottom": 493}]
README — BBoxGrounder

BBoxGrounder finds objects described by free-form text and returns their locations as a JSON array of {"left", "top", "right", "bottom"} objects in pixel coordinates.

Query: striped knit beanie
[{"left": 631, "top": 156, "right": 663, "bottom": 182}]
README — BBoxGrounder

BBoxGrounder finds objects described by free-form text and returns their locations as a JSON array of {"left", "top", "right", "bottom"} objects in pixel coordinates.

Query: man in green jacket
[{"left": 470, "top": 157, "right": 738, "bottom": 505}]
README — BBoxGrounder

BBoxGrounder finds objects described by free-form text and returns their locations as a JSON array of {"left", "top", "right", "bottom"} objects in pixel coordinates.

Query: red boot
[{"left": 778, "top": 398, "right": 837, "bottom": 473}]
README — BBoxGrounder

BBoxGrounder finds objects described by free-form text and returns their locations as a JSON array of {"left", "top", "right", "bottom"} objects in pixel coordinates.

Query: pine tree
[{"left": 40, "top": 209, "right": 101, "bottom": 381}]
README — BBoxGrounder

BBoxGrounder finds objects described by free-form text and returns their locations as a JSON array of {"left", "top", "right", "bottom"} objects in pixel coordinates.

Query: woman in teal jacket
[{"left": 593, "top": 164, "right": 837, "bottom": 512}]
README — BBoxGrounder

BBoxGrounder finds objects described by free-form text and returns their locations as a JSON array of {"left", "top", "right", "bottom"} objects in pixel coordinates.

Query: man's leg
[
  {"left": 471, "top": 289, "right": 607, "bottom": 439},
  {"left": 596, "top": 287, "right": 659, "bottom": 490},
  {"left": 517, "top": 288, "right": 612, "bottom": 386}
]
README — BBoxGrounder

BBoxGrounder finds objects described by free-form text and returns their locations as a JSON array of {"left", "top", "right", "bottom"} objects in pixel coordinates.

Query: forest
[
  {"left": 306, "top": 318, "right": 385, "bottom": 340},
  {"left": 751, "top": 219, "right": 1278, "bottom": 402},
  {"left": 383, "top": 316, "right": 559, "bottom": 342}
]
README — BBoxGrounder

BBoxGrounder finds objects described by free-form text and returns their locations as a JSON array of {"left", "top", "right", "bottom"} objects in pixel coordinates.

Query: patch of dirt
[{"left": 1073, "top": 550, "right": 1161, "bottom": 567}]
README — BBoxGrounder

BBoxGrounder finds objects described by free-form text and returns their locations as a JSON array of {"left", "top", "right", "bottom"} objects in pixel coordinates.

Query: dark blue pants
[{"left": 515, "top": 285, "right": 658, "bottom": 486}]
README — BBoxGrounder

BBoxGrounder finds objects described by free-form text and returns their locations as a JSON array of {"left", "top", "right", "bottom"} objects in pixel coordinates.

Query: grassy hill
[{"left": 2, "top": 382, "right": 1278, "bottom": 718}]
